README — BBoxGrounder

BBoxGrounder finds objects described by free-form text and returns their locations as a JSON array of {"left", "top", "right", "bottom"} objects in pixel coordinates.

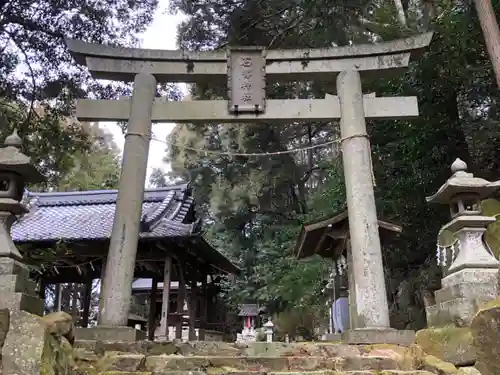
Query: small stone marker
[{"left": 263, "top": 319, "right": 274, "bottom": 343}]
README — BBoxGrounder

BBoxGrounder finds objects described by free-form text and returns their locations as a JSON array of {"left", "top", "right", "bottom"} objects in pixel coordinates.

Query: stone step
[
  {"left": 89, "top": 371, "right": 436, "bottom": 375},
  {"left": 75, "top": 354, "right": 410, "bottom": 373},
  {"left": 74, "top": 340, "right": 388, "bottom": 357}
]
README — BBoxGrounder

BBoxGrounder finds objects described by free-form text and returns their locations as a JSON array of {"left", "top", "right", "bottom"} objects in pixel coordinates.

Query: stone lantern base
[
  {"left": 0, "top": 257, "right": 44, "bottom": 315},
  {"left": 426, "top": 268, "right": 498, "bottom": 327}
]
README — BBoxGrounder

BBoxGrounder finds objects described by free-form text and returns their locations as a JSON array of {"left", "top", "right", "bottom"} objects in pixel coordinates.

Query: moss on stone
[
  {"left": 416, "top": 326, "right": 475, "bottom": 367},
  {"left": 479, "top": 297, "right": 500, "bottom": 311},
  {"left": 96, "top": 372, "right": 152, "bottom": 375},
  {"left": 40, "top": 333, "right": 56, "bottom": 375},
  {"left": 421, "top": 354, "right": 459, "bottom": 374}
]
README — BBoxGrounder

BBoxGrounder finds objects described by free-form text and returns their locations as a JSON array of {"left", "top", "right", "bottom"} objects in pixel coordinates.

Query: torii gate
[{"left": 66, "top": 33, "right": 433, "bottom": 341}]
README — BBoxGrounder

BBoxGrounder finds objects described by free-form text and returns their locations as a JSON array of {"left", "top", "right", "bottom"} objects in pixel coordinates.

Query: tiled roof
[
  {"left": 11, "top": 183, "right": 201, "bottom": 242},
  {"left": 238, "top": 304, "right": 261, "bottom": 316}
]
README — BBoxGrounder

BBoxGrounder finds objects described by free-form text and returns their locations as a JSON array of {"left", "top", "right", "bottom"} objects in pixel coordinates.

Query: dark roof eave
[
  {"left": 293, "top": 209, "right": 402, "bottom": 259},
  {"left": 196, "top": 236, "right": 240, "bottom": 275}
]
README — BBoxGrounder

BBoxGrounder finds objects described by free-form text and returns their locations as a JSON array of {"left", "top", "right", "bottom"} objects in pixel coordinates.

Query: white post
[{"left": 336, "top": 69, "right": 390, "bottom": 329}]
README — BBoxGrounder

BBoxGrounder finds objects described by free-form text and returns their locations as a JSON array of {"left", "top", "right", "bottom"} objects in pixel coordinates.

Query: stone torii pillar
[
  {"left": 65, "top": 33, "right": 433, "bottom": 339},
  {"left": 98, "top": 73, "right": 156, "bottom": 327}
]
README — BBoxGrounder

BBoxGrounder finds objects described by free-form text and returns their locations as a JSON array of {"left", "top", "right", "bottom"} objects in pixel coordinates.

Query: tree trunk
[
  {"left": 394, "top": 0, "right": 407, "bottom": 28},
  {"left": 474, "top": 0, "right": 500, "bottom": 87}
]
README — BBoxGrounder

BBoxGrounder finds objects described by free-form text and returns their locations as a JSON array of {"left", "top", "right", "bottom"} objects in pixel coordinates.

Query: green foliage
[
  {"left": 0, "top": 0, "right": 158, "bottom": 109},
  {"left": 273, "top": 305, "right": 328, "bottom": 341}
]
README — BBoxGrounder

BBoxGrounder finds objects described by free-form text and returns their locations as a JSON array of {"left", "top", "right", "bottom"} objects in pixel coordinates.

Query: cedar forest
[{"left": 2, "top": 0, "right": 500, "bottom": 337}]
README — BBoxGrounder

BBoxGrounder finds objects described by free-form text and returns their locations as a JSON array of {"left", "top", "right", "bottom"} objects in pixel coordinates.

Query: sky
[{"left": 100, "top": 2, "right": 187, "bottom": 186}]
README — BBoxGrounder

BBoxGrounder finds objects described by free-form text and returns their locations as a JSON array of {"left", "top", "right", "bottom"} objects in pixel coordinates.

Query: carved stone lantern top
[
  {"left": 426, "top": 158, "right": 497, "bottom": 205},
  {"left": 0, "top": 129, "right": 45, "bottom": 184}
]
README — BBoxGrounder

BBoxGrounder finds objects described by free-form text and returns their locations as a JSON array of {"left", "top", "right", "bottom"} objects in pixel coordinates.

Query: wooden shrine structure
[
  {"left": 11, "top": 183, "right": 239, "bottom": 340},
  {"left": 293, "top": 209, "right": 402, "bottom": 331}
]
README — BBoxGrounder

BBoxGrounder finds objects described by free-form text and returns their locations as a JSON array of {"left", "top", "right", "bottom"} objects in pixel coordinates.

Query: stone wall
[{"left": 0, "top": 309, "right": 76, "bottom": 375}]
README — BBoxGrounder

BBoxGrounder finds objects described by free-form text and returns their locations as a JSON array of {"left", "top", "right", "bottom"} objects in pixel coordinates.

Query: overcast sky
[{"left": 101, "top": 2, "right": 187, "bottom": 186}]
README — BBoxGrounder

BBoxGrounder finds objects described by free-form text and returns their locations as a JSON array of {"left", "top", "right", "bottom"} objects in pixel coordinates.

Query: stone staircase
[{"left": 73, "top": 340, "right": 453, "bottom": 375}]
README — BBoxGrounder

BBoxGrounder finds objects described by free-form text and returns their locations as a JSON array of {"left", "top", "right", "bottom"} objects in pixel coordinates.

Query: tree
[
  {"left": 149, "top": 168, "right": 169, "bottom": 188},
  {"left": 0, "top": 0, "right": 158, "bottom": 110},
  {"left": 473, "top": 0, "right": 500, "bottom": 87},
  {"left": 57, "top": 123, "right": 121, "bottom": 191}
]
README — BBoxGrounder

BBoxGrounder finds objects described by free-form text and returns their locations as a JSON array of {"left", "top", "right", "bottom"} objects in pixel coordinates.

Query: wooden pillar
[
  {"left": 159, "top": 256, "right": 172, "bottom": 339},
  {"left": 71, "top": 283, "right": 78, "bottom": 320},
  {"left": 54, "top": 283, "right": 62, "bottom": 312},
  {"left": 62, "top": 284, "right": 71, "bottom": 312},
  {"left": 98, "top": 258, "right": 107, "bottom": 324},
  {"left": 82, "top": 279, "right": 92, "bottom": 328},
  {"left": 188, "top": 270, "right": 198, "bottom": 341},
  {"left": 176, "top": 262, "right": 186, "bottom": 340},
  {"left": 199, "top": 272, "right": 208, "bottom": 340},
  {"left": 38, "top": 279, "right": 45, "bottom": 299},
  {"left": 148, "top": 278, "right": 158, "bottom": 340}
]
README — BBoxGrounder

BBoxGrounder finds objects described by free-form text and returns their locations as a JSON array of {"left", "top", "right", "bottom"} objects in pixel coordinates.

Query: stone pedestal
[
  {"left": 236, "top": 327, "right": 257, "bottom": 344},
  {"left": 426, "top": 268, "right": 498, "bottom": 327},
  {"left": 0, "top": 215, "right": 44, "bottom": 316},
  {"left": 0, "top": 258, "right": 44, "bottom": 315}
]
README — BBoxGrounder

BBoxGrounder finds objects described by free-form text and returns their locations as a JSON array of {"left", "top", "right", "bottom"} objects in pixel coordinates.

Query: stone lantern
[
  {"left": 425, "top": 158, "right": 499, "bottom": 327},
  {"left": 0, "top": 129, "right": 46, "bottom": 315},
  {"left": 263, "top": 319, "right": 274, "bottom": 343}
]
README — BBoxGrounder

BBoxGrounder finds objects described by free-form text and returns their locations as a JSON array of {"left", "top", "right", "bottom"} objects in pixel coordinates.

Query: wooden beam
[{"left": 76, "top": 96, "right": 419, "bottom": 123}]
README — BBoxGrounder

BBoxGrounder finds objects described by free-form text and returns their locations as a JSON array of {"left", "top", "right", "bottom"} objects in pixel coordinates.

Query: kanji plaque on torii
[
  {"left": 65, "top": 32, "right": 433, "bottom": 343},
  {"left": 227, "top": 47, "right": 266, "bottom": 114}
]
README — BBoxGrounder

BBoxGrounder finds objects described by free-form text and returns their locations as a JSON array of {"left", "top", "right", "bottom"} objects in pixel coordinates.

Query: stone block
[
  {"left": 425, "top": 305, "right": 443, "bottom": 327},
  {"left": 441, "top": 268, "right": 498, "bottom": 288},
  {"left": 0, "top": 308, "right": 9, "bottom": 348},
  {"left": 0, "top": 274, "right": 37, "bottom": 295},
  {"left": 435, "top": 282, "right": 497, "bottom": 304},
  {"left": 416, "top": 326, "right": 475, "bottom": 366},
  {"left": 322, "top": 333, "right": 342, "bottom": 341},
  {"left": 1, "top": 310, "right": 49, "bottom": 375},
  {"left": 103, "top": 353, "right": 146, "bottom": 372},
  {"left": 75, "top": 326, "right": 146, "bottom": 341},
  {"left": 0, "top": 257, "right": 29, "bottom": 277},
  {"left": 0, "top": 291, "right": 44, "bottom": 315},
  {"left": 42, "top": 311, "right": 75, "bottom": 345},
  {"left": 343, "top": 328, "right": 416, "bottom": 346},
  {"left": 440, "top": 297, "right": 492, "bottom": 327},
  {"left": 471, "top": 299, "right": 500, "bottom": 375}
]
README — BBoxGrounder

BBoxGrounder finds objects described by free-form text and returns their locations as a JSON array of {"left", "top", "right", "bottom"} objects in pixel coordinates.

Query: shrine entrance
[{"left": 65, "top": 32, "right": 433, "bottom": 343}]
